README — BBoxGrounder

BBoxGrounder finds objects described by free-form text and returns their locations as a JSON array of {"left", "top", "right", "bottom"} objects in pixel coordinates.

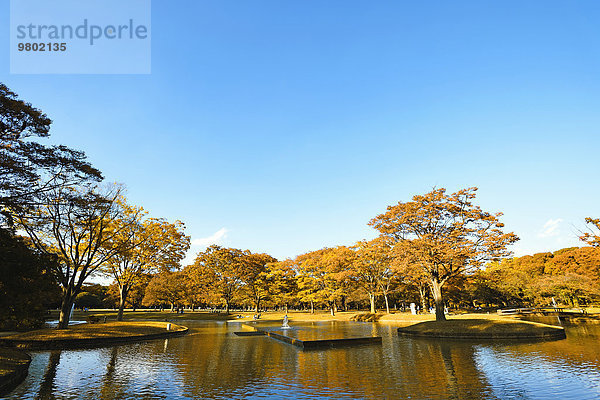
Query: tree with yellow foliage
[
  {"left": 190, "top": 245, "right": 247, "bottom": 314},
  {"left": 240, "top": 252, "right": 277, "bottom": 312},
  {"left": 352, "top": 237, "right": 394, "bottom": 313},
  {"left": 580, "top": 217, "right": 600, "bottom": 248},
  {"left": 370, "top": 187, "right": 518, "bottom": 321},
  {"left": 16, "top": 183, "right": 129, "bottom": 328},
  {"left": 266, "top": 259, "right": 298, "bottom": 312},
  {"left": 295, "top": 246, "right": 354, "bottom": 316},
  {"left": 102, "top": 199, "right": 190, "bottom": 320}
]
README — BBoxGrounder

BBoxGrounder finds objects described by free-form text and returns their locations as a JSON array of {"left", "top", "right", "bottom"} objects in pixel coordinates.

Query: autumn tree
[
  {"left": 142, "top": 271, "right": 187, "bottom": 310},
  {"left": 481, "top": 247, "right": 600, "bottom": 307},
  {"left": 267, "top": 260, "right": 299, "bottom": 312},
  {"left": 370, "top": 188, "right": 518, "bottom": 321},
  {"left": 580, "top": 218, "right": 600, "bottom": 248},
  {"left": 190, "top": 245, "right": 247, "bottom": 314},
  {"left": 391, "top": 251, "right": 432, "bottom": 312},
  {"left": 16, "top": 183, "right": 130, "bottom": 328},
  {"left": 182, "top": 263, "right": 220, "bottom": 309},
  {"left": 295, "top": 246, "right": 354, "bottom": 316},
  {"left": 102, "top": 200, "right": 190, "bottom": 320},
  {"left": 240, "top": 253, "right": 277, "bottom": 312},
  {"left": 378, "top": 254, "right": 401, "bottom": 314},
  {"left": 352, "top": 237, "right": 394, "bottom": 313},
  {"left": 533, "top": 273, "right": 598, "bottom": 307}
]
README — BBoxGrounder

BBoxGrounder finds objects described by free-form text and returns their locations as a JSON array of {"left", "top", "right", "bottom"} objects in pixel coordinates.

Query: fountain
[{"left": 281, "top": 314, "right": 290, "bottom": 329}]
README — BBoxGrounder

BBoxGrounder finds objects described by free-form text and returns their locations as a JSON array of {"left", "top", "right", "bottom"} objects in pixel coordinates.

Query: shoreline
[
  {"left": 0, "top": 321, "right": 188, "bottom": 350},
  {"left": 0, "top": 348, "right": 31, "bottom": 396}
]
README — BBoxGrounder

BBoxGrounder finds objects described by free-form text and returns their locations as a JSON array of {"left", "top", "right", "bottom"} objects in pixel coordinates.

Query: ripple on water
[
  {"left": 5, "top": 322, "right": 600, "bottom": 399},
  {"left": 475, "top": 345, "right": 600, "bottom": 400}
]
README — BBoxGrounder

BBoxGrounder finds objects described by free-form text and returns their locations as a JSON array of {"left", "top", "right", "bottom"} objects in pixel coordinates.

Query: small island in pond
[{"left": 398, "top": 318, "right": 566, "bottom": 340}]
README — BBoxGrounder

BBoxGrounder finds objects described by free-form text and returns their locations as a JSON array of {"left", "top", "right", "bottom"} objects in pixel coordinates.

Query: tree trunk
[
  {"left": 419, "top": 285, "right": 427, "bottom": 314},
  {"left": 117, "top": 285, "right": 129, "bottom": 321},
  {"left": 369, "top": 293, "right": 376, "bottom": 314},
  {"left": 57, "top": 295, "right": 75, "bottom": 329},
  {"left": 255, "top": 298, "right": 260, "bottom": 313},
  {"left": 384, "top": 293, "right": 390, "bottom": 314},
  {"left": 330, "top": 301, "right": 336, "bottom": 316},
  {"left": 310, "top": 301, "right": 314, "bottom": 314},
  {"left": 225, "top": 299, "right": 230, "bottom": 314},
  {"left": 431, "top": 278, "right": 446, "bottom": 321}
]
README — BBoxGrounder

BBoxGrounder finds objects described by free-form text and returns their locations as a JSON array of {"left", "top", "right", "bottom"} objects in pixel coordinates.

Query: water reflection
[
  {"left": 36, "top": 351, "right": 61, "bottom": 400},
  {"left": 6, "top": 321, "right": 600, "bottom": 399}
]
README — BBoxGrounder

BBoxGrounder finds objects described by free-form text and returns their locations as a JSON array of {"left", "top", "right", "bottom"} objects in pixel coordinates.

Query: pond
[{"left": 4, "top": 320, "right": 600, "bottom": 399}]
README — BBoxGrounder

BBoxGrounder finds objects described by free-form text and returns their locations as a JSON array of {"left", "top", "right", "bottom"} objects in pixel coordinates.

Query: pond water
[{"left": 4, "top": 320, "right": 600, "bottom": 399}]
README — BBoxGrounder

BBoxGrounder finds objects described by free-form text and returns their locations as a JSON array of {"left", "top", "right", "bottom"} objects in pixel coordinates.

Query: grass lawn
[
  {"left": 55, "top": 310, "right": 236, "bottom": 322},
  {"left": 398, "top": 318, "right": 566, "bottom": 339},
  {"left": 3, "top": 321, "right": 186, "bottom": 342},
  {"left": 51, "top": 307, "right": 598, "bottom": 329},
  {"left": 0, "top": 348, "right": 30, "bottom": 395},
  {"left": 57, "top": 309, "right": 526, "bottom": 326},
  {"left": 59, "top": 309, "right": 366, "bottom": 323}
]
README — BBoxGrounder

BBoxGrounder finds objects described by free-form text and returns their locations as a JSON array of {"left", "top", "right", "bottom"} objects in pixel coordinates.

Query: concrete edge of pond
[
  {"left": 239, "top": 322, "right": 383, "bottom": 349},
  {"left": 0, "top": 326, "right": 189, "bottom": 350},
  {"left": 266, "top": 331, "right": 383, "bottom": 349},
  {"left": 0, "top": 348, "right": 31, "bottom": 396}
]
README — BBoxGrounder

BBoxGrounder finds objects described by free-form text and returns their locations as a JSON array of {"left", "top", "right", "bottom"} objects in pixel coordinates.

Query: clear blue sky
[{"left": 2, "top": 1, "right": 599, "bottom": 263}]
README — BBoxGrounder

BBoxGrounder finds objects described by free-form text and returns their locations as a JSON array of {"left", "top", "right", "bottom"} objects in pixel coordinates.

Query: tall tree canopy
[
  {"left": 0, "top": 83, "right": 101, "bottom": 226},
  {"left": 102, "top": 199, "right": 190, "bottom": 320},
  {"left": 240, "top": 253, "right": 278, "bottom": 312},
  {"left": 16, "top": 184, "right": 131, "bottom": 328},
  {"left": 0, "top": 228, "right": 59, "bottom": 330},
  {"left": 190, "top": 245, "right": 248, "bottom": 314},
  {"left": 294, "top": 246, "right": 354, "bottom": 315},
  {"left": 352, "top": 237, "right": 393, "bottom": 313},
  {"left": 370, "top": 187, "right": 518, "bottom": 321}
]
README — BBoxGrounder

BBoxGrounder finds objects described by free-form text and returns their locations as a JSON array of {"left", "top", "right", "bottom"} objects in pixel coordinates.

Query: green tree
[
  {"left": 0, "top": 83, "right": 101, "bottom": 226},
  {"left": 370, "top": 187, "right": 518, "bottom": 321},
  {"left": 75, "top": 291, "right": 105, "bottom": 309},
  {"left": 0, "top": 228, "right": 60, "bottom": 330}
]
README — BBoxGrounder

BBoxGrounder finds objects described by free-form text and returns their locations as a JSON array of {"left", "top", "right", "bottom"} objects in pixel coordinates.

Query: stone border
[
  {"left": 0, "top": 326, "right": 189, "bottom": 350},
  {"left": 0, "top": 349, "right": 31, "bottom": 396},
  {"left": 240, "top": 322, "right": 383, "bottom": 349},
  {"left": 266, "top": 331, "right": 382, "bottom": 348}
]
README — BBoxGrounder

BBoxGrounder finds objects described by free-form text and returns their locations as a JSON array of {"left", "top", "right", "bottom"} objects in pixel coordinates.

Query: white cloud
[
  {"left": 537, "top": 218, "right": 563, "bottom": 238},
  {"left": 191, "top": 227, "right": 228, "bottom": 247}
]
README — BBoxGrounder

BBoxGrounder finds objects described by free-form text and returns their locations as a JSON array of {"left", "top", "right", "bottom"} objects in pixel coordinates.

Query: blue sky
[{"left": 2, "top": 1, "right": 600, "bottom": 264}]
